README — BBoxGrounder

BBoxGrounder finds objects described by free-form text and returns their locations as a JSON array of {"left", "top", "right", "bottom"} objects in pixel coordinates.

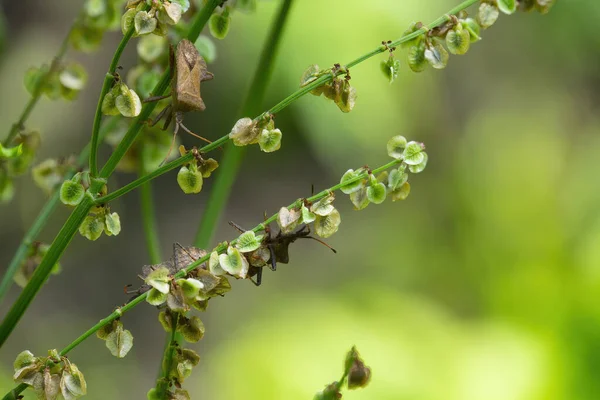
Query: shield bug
[{"left": 145, "top": 39, "right": 214, "bottom": 163}]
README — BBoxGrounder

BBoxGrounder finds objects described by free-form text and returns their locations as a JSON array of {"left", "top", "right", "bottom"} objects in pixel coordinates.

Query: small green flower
[
  {"left": 259, "top": 128, "right": 282, "bottom": 153},
  {"left": 177, "top": 164, "right": 203, "bottom": 194},
  {"left": 59, "top": 179, "right": 85, "bottom": 206}
]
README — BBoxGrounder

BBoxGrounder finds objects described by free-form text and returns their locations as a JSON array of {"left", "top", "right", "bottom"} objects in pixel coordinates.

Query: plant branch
[
  {"left": 155, "top": 312, "right": 180, "bottom": 397},
  {"left": 0, "top": 1, "right": 221, "bottom": 350},
  {"left": 194, "top": 0, "right": 295, "bottom": 249},
  {"left": 2, "top": 20, "right": 76, "bottom": 146},
  {"left": 3, "top": 156, "right": 402, "bottom": 399},
  {"left": 139, "top": 150, "right": 163, "bottom": 264},
  {"left": 0, "top": 117, "right": 119, "bottom": 306}
]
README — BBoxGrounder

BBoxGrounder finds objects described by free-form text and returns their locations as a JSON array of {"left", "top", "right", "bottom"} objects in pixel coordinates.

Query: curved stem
[
  {"left": 194, "top": 0, "right": 295, "bottom": 248},
  {"left": 3, "top": 157, "right": 402, "bottom": 400},
  {"left": 89, "top": 23, "right": 138, "bottom": 177},
  {"left": 2, "top": 20, "right": 76, "bottom": 146},
  {"left": 0, "top": 117, "right": 119, "bottom": 306}
]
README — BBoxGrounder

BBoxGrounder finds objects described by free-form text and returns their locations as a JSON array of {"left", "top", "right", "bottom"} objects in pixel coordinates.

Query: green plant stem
[
  {"left": 155, "top": 312, "right": 180, "bottom": 397},
  {"left": 88, "top": 22, "right": 139, "bottom": 177},
  {"left": 0, "top": 117, "right": 119, "bottom": 306},
  {"left": 0, "top": 1, "right": 221, "bottom": 350},
  {"left": 194, "top": 0, "right": 294, "bottom": 249},
  {"left": 3, "top": 156, "right": 402, "bottom": 400},
  {"left": 2, "top": 21, "right": 75, "bottom": 146},
  {"left": 139, "top": 151, "right": 163, "bottom": 264}
]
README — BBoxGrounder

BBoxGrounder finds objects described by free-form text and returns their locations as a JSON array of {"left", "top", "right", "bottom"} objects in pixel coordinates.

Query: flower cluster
[
  {"left": 0, "top": 131, "right": 41, "bottom": 202},
  {"left": 13, "top": 349, "right": 87, "bottom": 400},
  {"left": 176, "top": 147, "right": 219, "bottom": 194},
  {"left": 300, "top": 64, "right": 357, "bottom": 113},
  {"left": 122, "top": 0, "right": 191, "bottom": 37},
  {"left": 70, "top": 0, "right": 124, "bottom": 52},
  {"left": 229, "top": 114, "right": 282, "bottom": 153},
  {"left": 31, "top": 156, "right": 77, "bottom": 195},
  {"left": 14, "top": 242, "right": 62, "bottom": 288}
]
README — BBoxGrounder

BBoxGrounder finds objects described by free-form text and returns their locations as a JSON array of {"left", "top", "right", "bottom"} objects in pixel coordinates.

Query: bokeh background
[{"left": 1, "top": 0, "right": 599, "bottom": 399}]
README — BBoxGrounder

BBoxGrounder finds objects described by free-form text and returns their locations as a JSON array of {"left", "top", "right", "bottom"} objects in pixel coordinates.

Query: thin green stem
[
  {"left": 0, "top": 117, "right": 119, "bottom": 306},
  {"left": 139, "top": 150, "right": 163, "bottom": 264},
  {"left": 0, "top": 1, "right": 221, "bottom": 350},
  {"left": 2, "top": 20, "right": 76, "bottom": 146},
  {"left": 194, "top": 0, "right": 295, "bottom": 248},
  {"left": 155, "top": 312, "right": 180, "bottom": 397},
  {"left": 3, "top": 157, "right": 402, "bottom": 400}
]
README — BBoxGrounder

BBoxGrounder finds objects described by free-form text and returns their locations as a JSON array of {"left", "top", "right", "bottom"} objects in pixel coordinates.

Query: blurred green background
[{"left": 1, "top": 0, "right": 600, "bottom": 399}]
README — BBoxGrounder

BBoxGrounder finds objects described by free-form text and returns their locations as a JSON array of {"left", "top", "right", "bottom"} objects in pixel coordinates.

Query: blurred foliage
[{"left": 1, "top": 0, "right": 600, "bottom": 399}]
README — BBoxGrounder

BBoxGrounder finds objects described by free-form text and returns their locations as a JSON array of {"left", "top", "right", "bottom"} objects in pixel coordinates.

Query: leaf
[
  {"left": 497, "top": 0, "right": 517, "bottom": 14},
  {"left": 134, "top": 11, "right": 157, "bottom": 35},
  {"left": 106, "top": 322, "right": 134, "bottom": 358},
  {"left": 218, "top": 246, "right": 249, "bottom": 278},
  {"left": 195, "top": 35, "right": 217, "bottom": 64},
  {"left": 229, "top": 117, "right": 259, "bottom": 146},
  {"left": 310, "top": 193, "right": 336, "bottom": 216},
  {"left": 391, "top": 182, "right": 411, "bottom": 201},
  {"left": 446, "top": 25, "right": 470, "bottom": 55},
  {"left": 339, "top": 169, "right": 365, "bottom": 195},
  {"left": 145, "top": 266, "right": 171, "bottom": 293},
  {"left": 350, "top": 187, "right": 370, "bottom": 210},
  {"left": 79, "top": 214, "right": 104, "bottom": 241},
  {"left": 177, "top": 316, "right": 205, "bottom": 343},
  {"left": 409, "top": 152, "right": 428, "bottom": 173},
  {"left": 477, "top": 3, "right": 500, "bottom": 29},
  {"left": 301, "top": 203, "right": 316, "bottom": 224},
  {"left": 367, "top": 181, "right": 387, "bottom": 204},
  {"left": 314, "top": 209, "right": 341, "bottom": 238},
  {"left": 177, "top": 165, "right": 203, "bottom": 194},
  {"left": 209, "top": 10, "right": 231, "bottom": 39},
  {"left": 402, "top": 141, "right": 425, "bottom": 165},
  {"left": 259, "top": 128, "right": 282, "bottom": 153},
  {"left": 424, "top": 42, "right": 449, "bottom": 69},
  {"left": 277, "top": 207, "right": 301, "bottom": 233},
  {"left": 104, "top": 212, "right": 121, "bottom": 236},
  {"left": 235, "top": 231, "right": 263, "bottom": 253}
]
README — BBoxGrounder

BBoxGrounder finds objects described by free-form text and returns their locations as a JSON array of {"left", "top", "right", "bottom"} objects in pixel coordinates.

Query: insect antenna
[
  {"left": 228, "top": 221, "right": 247, "bottom": 233},
  {"left": 302, "top": 235, "right": 337, "bottom": 253},
  {"left": 178, "top": 121, "right": 212, "bottom": 145}
]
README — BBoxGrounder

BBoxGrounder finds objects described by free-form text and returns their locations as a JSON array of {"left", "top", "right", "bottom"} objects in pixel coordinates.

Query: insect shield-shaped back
[{"left": 172, "top": 39, "right": 214, "bottom": 113}]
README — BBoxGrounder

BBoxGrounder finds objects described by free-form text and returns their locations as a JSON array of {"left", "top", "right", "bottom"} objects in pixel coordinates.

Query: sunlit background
[{"left": 1, "top": 0, "right": 599, "bottom": 398}]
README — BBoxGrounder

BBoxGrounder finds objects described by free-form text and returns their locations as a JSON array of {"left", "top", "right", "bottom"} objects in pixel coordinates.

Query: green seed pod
[
  {"left": 59, "top": 180, "right": 85, "bottom": 206},
  {"left": 218, "top": 246, "right": 249, "bottom": 278},
  {"left": 301, "top": 203, "right": 316, "bottom": 224},
  {"left": 134, "top": 11, "right": 157, "bottom": 35},
  {"left": 367, "top": 181, "right": 387, "bottom": 204},
  {"left": 408, "top": 42, "right": 428, "bottom": 73},
  {"left": 310, "top": 193, "right": 336, "bottom": 216},
  {"left": 101, "top": 88, "right": 119, "bottom": 116},
  {"left": 388, "top": 167, "right": 408, "bottom": 191},
  {"left": 401, "top": 23, "right": 424, "bottom": 49},
  {"left": 314, "top": 209, "right": 341, "bottom": 238},
  {"left": 171, "top": 0, "right": 190, "bottom": 13},
  {"left": 497, "top": 0, "right": 517, "bottom": 14},
  {"left": 60, "top": 362, "right": 87, "bottom": 399},
  {"left": 259, "top": 128, "right": 282, "bottom": 153},
  {"left": 59, "top": 63, "right": 88, "bottom": 92},
  {"left": 79, "top": 214, "right": 105, "bottom": 241},
  {"left": 340, "top": 169, "right": 365, "bottom": 195},
  {"left": 177, "top": 316, "right": 205, "bottom": 343},
  {"left": 477, "top": 3, "right": 499, "bottom": 29},
  {"left": 229, "top": 117, "right": 260, "bottom": 146},
  {"left": 209, "top": 251, "right": 226, "bottom": 276},
  {"left": 209, "top": 7, "right": 231, "bottom": 40},
  {"left": 115, "top": 85, "right": 142, "bottom": 117},
  {"left": 157, "top": 2, "right": 183, "bottom": 25},
  {"left": 300, "top": 64, "right": 320, "bottom": 88},
  {"left": 121, "top": 8, "right": 137, "bottom": 35},
  {"left": 461, "top": 18, "right": 482, "bottom": 43},
  {"left": 144, "top": 266, "right": 171, "bottom": 294},
  {"left": 380, "top": 54, "right": 401, "bottom": 84},
  {"left": 105, "top": 321, "right": 134, "bottom": 358},
  {"left": 402, "top": 141, "right": 426, "bottom": 165},
  {"left": 424, "top": 41, "right": 449, "bottom": 69},
  {"left": 277, "top": 206, "right": 301, "bottom": 233},
  {"left": 23, "top": 66, "right": 46, "bottom": 96},
  {"left": 350, "top": 187, "right": 370, "bottom": 210},
  {"left": 178, "top": 278, "right": 204, "bottom": 299},
  {"left": 409, "top": 152, "right": 428, "bottom": 173},
  {"left": 235, "top": 231, "right": 264, "bottom": 253},
  {"left": 70, "top": 23, "right": 104, "bottom": 53},
  {"left": 147, "top": 288, "right": 168, "bottom": 306},
  {"left": 335, "top": 80, "right": 357, "bottom": 113},
  {"left": 177, "top": 165, "right": 203, "bottom": 194},
  {"left": 387, "top": 135, "right": 407, "bottom": 159},
  {"left": 199, "top": 158, "right": 219, "bottom": 178},
  {"left": 137, "top": 34, "right": 167, "bottom": 63},
  {"left": 446, "top": 25, "right": 470, "bottom": 55},
  {"left": 391, "top": 181, "right": 411, "bottom": 201},
  {"left": 104, "top": 212, "right": 121, "bottom": 236}
]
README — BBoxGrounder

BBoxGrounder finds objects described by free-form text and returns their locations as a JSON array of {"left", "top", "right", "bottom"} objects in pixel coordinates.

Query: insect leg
[
  {"left": 178, "top": 122, "right": 212, "bottom": 144},
  {"left": 159, "top": 121, "right": 179, "bottom": 167},
  {"left": 143, "top": 93, "right": 172, "bottom": 103},
  {"left": 268, "top": 244, "right": 277, "bottom": 271},
  {"left": 147, "top": 104, "right": 171, "bottom": 128}
]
